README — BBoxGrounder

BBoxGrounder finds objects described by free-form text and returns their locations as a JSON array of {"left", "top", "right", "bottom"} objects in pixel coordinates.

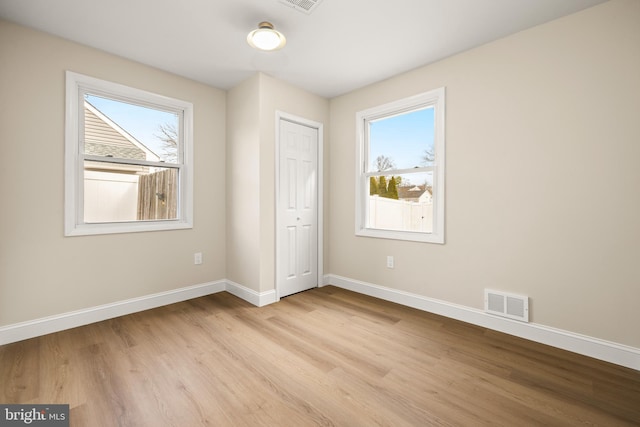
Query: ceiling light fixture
[{"left": 247, "top": 21, "right": 286, "bottom": 51}]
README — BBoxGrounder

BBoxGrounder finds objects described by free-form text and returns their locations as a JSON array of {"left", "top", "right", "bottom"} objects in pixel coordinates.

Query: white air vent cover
[
  {"left": 279, "top": 0, "right": 323, "bottom": 14},
  {"left": 484, "top": 289, "right": 529, "bottom": 322}
]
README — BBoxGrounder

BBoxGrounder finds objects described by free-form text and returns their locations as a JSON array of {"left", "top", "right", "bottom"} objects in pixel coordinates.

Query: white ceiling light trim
[{"left": 247, "top": 22, "right": 287, "bottom": 51}]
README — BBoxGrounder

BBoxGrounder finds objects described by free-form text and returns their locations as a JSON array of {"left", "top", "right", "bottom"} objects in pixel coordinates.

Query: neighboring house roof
[
  {"left": 398, "top": 185, "right": 433, "bottom": 202},
  {"left": 84, "top": 101, "right": 160, "bottom": 162}
]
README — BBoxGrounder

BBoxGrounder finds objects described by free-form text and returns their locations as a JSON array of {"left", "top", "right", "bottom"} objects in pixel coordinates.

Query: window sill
[
  {"left": 356, "top": 228, "right": 444, "bottom": 244},
  {"left": 65, "top": 220, "right": 192, "bottom": 237}
]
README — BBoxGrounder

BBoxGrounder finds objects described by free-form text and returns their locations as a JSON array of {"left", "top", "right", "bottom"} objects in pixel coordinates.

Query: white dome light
[{"left": 247, "top": 22, "right": 286, "bottom": 51}]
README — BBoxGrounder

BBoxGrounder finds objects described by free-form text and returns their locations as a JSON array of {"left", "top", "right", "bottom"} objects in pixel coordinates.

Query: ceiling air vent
[{"left": 279, "top": 0, "right": 324, "bottom": 14}]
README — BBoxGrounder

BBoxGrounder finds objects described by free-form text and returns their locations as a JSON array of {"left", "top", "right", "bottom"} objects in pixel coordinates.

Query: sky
[
  {"left": 369, "top": 106, "right": 435, "bottom": 187},
  {"left": 85, "top": 94, "right": 178, "bottom": 162}
]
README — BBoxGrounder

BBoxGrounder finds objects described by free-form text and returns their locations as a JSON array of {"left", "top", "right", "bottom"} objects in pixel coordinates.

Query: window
[
  {"left": 355, "top": 88, "right": 445, "bottom": 243},
  {"left": 65, "top": 71, "right": 193, "bottom": 236}
]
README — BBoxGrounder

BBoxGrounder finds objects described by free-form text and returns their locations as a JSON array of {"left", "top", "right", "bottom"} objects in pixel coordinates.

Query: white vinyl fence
[
  {"left": 368, "top": 195, "right": 433, "bottom": 233},
  {"left": 84, "top": 170, "right": 139, "bottom": 222},
  {"left": 84, "top": 169, "right": 177, "bottom": 223}
]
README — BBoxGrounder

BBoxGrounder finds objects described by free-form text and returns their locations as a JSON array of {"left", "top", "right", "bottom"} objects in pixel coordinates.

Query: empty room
[{"left": 1, "top": 0, "right": 639, "bottom": 425}]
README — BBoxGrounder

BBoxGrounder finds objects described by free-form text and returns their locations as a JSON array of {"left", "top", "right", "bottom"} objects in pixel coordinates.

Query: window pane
[
  {"left": 84, "top": 94, "right": 179, "bottom": 163},
  {"left": 367, "top": 172, "right": 434, "bottom": 233},
  {"left": 356, "top": 87, "right": 444, "bottom": 243},
  {"left": 368, "top": 107, "right": 435, "bottom": 172},
  {"left": 84, "top": 161, "right": 178, "bottom": 223}
]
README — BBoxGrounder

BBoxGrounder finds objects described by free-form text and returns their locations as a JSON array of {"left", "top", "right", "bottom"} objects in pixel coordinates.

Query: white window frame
[
  {"left": 64, "top": 71, "right": 194, "bottom": 236},
  {"left": 355, "top": 87, "right": 445, "bottom": 244}
]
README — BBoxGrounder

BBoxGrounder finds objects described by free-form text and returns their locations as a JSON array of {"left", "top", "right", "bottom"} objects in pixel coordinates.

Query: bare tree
[
  {"left": 422, "top": 148, "right": 435, "bottom": 164},
  {"left": 375, "top": 155, "right": 395, "bottom": 172},
  {"left": 155, "top": 123, "right": 178, "bottom": 162}
]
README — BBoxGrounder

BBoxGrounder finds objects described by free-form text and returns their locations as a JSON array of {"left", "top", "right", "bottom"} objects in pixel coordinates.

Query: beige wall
[
  {"left": 226, "top": 73, "right": 329, "bottom": 293},
  {"left": 226, "top": 74, "right": 261, "bottom": 290},
  {"left": 0, "top": 20, "right": 227, "bottom": 326},
  {"left": 328, "top": 0, "right": 640, "bottom": 347}
]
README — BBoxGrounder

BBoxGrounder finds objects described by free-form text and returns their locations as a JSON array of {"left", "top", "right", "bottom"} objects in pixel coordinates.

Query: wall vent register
[{"left": 484, "top": 289, "right": 529, "bottom": 322}]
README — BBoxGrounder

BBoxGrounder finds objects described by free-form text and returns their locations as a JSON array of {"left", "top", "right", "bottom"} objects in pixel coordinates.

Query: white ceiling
[{"left": 0, "top": 0, "right": 607, "bottom": 98}]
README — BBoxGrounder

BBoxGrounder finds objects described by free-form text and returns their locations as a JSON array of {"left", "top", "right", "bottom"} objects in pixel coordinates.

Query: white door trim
[{"left": 275, "top": 111, "right": 324, "bottom": 301}]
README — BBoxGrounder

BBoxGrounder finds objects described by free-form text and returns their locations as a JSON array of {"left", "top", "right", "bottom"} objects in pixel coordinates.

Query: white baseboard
[
  {"left": 0, "top": 280, "right": 227, "bottom": 346},
  {"left": 4, "top": 275, "right": 637, "bottom": 372},
  {"left": 325, "top": 274, "right": 640, "bottom": 371},
  {"left": 0, "top": 279, "right": 280, "bottom": 346},
  {"left": 225, "top": 280, "right": 278, "bottom": 307}
]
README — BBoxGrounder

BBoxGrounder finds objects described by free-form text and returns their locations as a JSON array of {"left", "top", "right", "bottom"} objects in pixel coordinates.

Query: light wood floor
[{"left": 1, "top": 286, "right": 639, "bottom": 426}]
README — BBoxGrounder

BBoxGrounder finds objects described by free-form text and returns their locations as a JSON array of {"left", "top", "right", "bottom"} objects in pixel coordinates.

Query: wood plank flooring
[{"left": 1, "top": 286, "right": 639, "bottom": 426}]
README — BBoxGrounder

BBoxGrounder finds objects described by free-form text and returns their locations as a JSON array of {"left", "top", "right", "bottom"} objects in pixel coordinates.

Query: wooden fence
[{"left": 137, "top": 169, "right": 178, "bottom": 220}]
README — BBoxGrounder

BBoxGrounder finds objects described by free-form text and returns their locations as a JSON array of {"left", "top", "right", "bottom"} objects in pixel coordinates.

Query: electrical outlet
[
  {"left": 387, "top": 256, "right": 394, "bottom": 269},
  {"left": 194, "top": 252, "right": 203, "bottom": 265}
]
